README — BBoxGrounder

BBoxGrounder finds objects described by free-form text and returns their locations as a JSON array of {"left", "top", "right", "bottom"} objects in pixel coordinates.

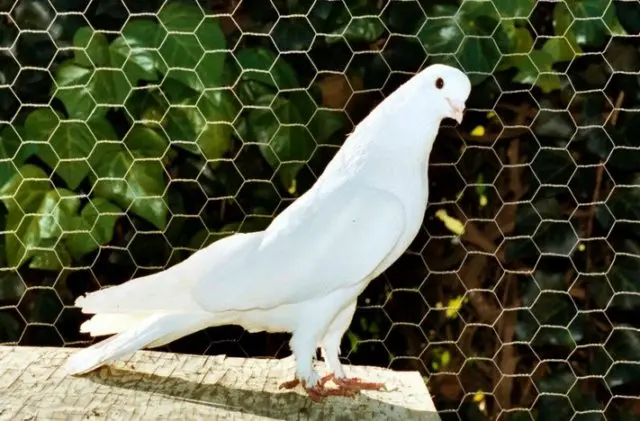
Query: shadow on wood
[{"left": 0, "top": 346, "right": 440, "bottom": 420}]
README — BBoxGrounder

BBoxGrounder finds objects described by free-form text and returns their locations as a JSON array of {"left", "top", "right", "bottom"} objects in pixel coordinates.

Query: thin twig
[
  {"left": 611, "top": 91, "right": 625, "bottom": 126},
  {"left": 584, "top": 91, "right": 623, "bottom": 269}
]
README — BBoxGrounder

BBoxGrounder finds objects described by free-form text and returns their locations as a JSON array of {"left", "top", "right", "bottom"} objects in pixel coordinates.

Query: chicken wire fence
[{"left": 0, "top": 0, "right": 639, "bottom": 419}]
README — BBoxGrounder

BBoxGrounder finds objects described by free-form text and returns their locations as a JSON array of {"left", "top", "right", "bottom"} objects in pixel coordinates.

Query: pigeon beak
[{"left": 447, "top": 98, "right": 465, "bottom": 124}]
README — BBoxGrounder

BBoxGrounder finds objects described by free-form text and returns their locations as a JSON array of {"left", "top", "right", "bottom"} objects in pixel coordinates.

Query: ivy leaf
[
  {"left": 24, "top": 110, "right": 116, "bottom": 189},
  {"left": 0, "top": 165, "right": 52, "bottom": 214},
  {"left": 112, "top": 20, "right": 167, "bottom": 84},
  {"left": 71, "top": 27, "right": 131, "bottom": 106},
  {"left": 5, "top": 187, "right": 79, "bottom": 269},
  {"left": 533, "top": 221, "right": 578, "bottom": 255},
  {"left": 28, "top": 243, "right": 72, "bottom": 271},
  {"left": 566, "top": 0, "right": 608, "bottom": 19},
  {"left": 196, "top": 16, "right": 227, "bottom": 51},
  {"left": 334, "top": 16, "right": 385, "bottom": 43},
  {"left": 73, "top": 27, "right": 109, "bottom": 67},
  {"left": 89, "top": 143, "right": 168, "bottom": 229},
  {"left": 308, "top": 109, "right": 348, "bottom": 145},
  {"left": 271, "top": 18, "right": 316, "bottom": 52},
  {"left": 236, "top": 47, "right": 299, "bottom": 92},
  {"left": 418, "top": 16, "right": 464, "bottom": 54},
  {"left": 542, "top": 37, "right": 578, "bottom": 64},
  {"left": 88, "top": 70, "right": 131, "bottom": 107},
  {"left": 124, "top": 87, "right": 169, "bottom": 123},
  {"left": 65, "top": 198, "right": 122, "bottom": 260},
  {"left": 531, "top": 149, "right": 575, "bottom": 184},
  {"left": 605, "top": 329, "right": 640, "bottom": 389},
  {"left": 157, "top": 3, "right": 226, "bottom": 90},
  {"left": 24, "top": 108, "right": 60, "bottom": 141},
  {"left": 52, "top": 61, "right": 97, "bottom": 120},
  {"left": 250, "top": 95, "right": 316, "bottom": 190},
  {"left": 124, "top": 125, "right": 170, "bottom": 159},
  {"left": 159, "top": 33, "right": 204, "bottom": 73},
  {"left": 0, "top": 125, "right": 32, "bottom": 189},
  {"left": 456, "top": 37, "right": 502, "bottom": 84},
  {"left": 162, "top": 89, "right": 238, "bottom": 165},
  {"left": 607, "top": 183, "right": 640, "bottom": 221},
  {"left": 39, "top": 122, "right": 97, "bottom": 189},
  {"left": 532, "top": 111, "right": 576, "bottom": 146},
  {"left": 158, "top": 1, "right": 204, "bottom": 32},
  {"left": 492, "top": 0, "right": 535, "bottom": 18},
  {"left": 196, "top": 90, "right": 238, "bottom": 168},
  {"left": 196, "top": 51, "right": 228, "bottom": 89},
  {"left": 603, "top": 2, "right": 627, "bottom": 36},
  {"left": 501, "top": 21, "right": 535, "bottom": 54},
  {"left": 608, "top": 254, "right": 640, "bottom": 311}
]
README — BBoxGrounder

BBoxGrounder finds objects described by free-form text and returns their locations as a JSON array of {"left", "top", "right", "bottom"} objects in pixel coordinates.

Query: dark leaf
[
  {"left": 113, "top": 20, "right": 167, "bottom": 83},
  {"left": 66, "top": 198, "right": 122, "bottom": 260},
  {"left": 607, "top": 328, "right": 640, "bottom": 363},
  {"left": 492, "top": 0, "right": 535, "bottom": 18},
  {"left": 52, "top": 61, "right": 97, "bottom": 119},
  {"left": 537, "top": 367, "right": 576, "bottom": 394},
  {"left": 158, "top": 1, "right": 204, "bottom": 31},
  {"left": 272, "top": 18, "right": 315, "bottom": 51},
  {"left": 531, "top": 149, "right": 575, "bottom": 184},
  {"left": 5, "top": 187, "right": 78, "bottom": 269},
  {"left": 0, "top": 165, "right": 52, "bottom": 214},
  {"left": 608, "top": 254, "right": 640, "bottom": 311},
  {"left": 334, "top": 16, "right": 385, "bottom": 43},
  {"left": 196, "top": 90, "right": 238, "bottom": 168},
  {"left": 418, "top": 16, "right": 464, "bottom": 55},
  {"left": 308, "top": 109, "right": 348, "bottom": 145},
  {"left": 249, "top": 95, "right": 315, "bottom": 189},
  {"left": 607, "top": 179, "right": 640, "bottom": 220},
  {"left": 124, "top": 125, "right": 170, "bottom": 159},
  {"left": 0, "top": 125, "right": 32, "bottom": 189},
  {"left": 532, "top": 111, "right": 576, "bottom": 145},
  {"left": 26, "top": 110, "right": 99, "bottom": 189},
  {"left": 236, "top": 48, "right": 299, "bottom": 91},
  {"left": 457, "top": 1, "right": 501, "bottom": 36},
  {"left": 89, "top": 143, "right": 167, "bottom": 229},
  {"left": 456, "top": 37, "right": 501, "bottom": 84}
]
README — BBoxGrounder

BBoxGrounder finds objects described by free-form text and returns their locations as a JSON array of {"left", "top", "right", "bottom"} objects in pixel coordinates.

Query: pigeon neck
[{"left": 352, "top": 100, "right": 442, "bottom": 167}]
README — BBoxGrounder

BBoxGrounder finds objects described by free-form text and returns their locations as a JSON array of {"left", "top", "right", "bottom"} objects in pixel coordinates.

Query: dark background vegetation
[{"left": 0, "top": 0, "right": 639, "bottom": 419}]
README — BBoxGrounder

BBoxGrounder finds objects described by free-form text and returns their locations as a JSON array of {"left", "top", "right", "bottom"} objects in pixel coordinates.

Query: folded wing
[
  {"left": 192, "top": 183, "right": 406, "bottom": 312},
  {"left": 75, "top": 183, "right": 405, "bottom": 315}
]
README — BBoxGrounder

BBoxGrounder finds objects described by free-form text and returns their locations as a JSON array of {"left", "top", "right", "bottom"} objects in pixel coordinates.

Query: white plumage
[{"left": 64, "top": 64, "right": 471, "bottom": 400}]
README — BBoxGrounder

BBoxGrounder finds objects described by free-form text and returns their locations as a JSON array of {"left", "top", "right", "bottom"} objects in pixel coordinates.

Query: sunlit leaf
[{"left": 89, "top": 143, "right": 167, "bottom": 229}]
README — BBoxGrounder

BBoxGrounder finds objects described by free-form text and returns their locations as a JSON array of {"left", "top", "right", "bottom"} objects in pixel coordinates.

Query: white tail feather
[
  {"left": 63, "top": 313, "right": 214, "bottom": 375},
  {"left": 79, "top": 313, "right": 149, "bottom": 336}
]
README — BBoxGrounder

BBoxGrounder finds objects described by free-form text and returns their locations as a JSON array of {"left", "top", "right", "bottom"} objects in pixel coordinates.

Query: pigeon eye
[{"left": 435, "top": 78, "right": 444, "bottom": 89}]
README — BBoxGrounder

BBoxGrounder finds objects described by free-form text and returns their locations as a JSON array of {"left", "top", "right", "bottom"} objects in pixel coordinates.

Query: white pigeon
[{"left": 63, "top": 63, "right": 471, "bottom": 400}]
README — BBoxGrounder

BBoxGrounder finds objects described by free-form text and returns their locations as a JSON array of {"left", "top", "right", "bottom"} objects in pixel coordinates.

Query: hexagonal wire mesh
[{"left": 0, "top": 0, "right": 639, "bottom": 419}]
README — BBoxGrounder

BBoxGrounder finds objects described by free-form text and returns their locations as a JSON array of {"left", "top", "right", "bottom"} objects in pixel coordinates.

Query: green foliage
[
  {"left": 0, "top": 1, "right": 347, "bottom": 271},
  {"left": 0, "top": 1, "right": 639, "bottom": 420}
]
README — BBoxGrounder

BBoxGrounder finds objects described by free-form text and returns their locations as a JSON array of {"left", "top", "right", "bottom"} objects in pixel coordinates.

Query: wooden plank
[{"left": 0, "top": 346, "right": 440, "bottom": 421}]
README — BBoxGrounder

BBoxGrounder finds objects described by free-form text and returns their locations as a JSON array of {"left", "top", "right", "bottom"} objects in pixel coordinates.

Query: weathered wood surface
[{"left": 0, "top": 346, "right": 440, "bottom": 421}]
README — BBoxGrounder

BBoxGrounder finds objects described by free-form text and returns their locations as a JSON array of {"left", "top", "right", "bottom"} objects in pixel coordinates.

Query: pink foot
[
  {"left": 323, "top": 373, "right": 385, "bottom": 391},
  {"left": 279, "top": 375, "right": 356, "bottom": 401}
]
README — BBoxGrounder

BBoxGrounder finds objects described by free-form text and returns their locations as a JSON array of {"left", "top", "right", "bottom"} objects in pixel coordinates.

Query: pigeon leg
[
  {"left": 280, "top": 298, "right": 362, "bottom": 400},
  {"left": 317, "top": 302, "right": 384, "bottom": 394},
  {"left": 319, "top": 301, "right": 355, "bottom": 378},
  {"left": 279, "top": 328, "right": 335, "bottom": 400}
]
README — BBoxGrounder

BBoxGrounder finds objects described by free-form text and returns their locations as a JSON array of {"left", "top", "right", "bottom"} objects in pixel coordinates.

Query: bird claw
[
  {"left": 305, "top": 383, "right": 354, "bottom": 402},
  {"left": 322, "top": 373, "right": 385, "bottom": 392},
  {"left": 279, "top": 375, "right": 357, "bottom": 401},
  {"left": 279, "top": 378, "right": 302, "bottom": 390}
]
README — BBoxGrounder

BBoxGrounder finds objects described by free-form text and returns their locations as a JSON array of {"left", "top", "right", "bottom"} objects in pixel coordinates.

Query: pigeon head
[{"left": 406, "top": 64, "right": 472, "bottom": 124}]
